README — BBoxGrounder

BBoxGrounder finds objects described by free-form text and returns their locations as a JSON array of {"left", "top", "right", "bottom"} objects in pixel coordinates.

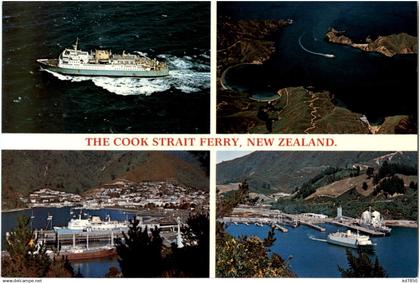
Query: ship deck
[{"left": 37, "top": 58, "right": 58, "bottom": 67}]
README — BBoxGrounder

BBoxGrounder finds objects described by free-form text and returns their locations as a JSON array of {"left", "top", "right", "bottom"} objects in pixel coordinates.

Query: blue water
[
  {"left": 226, "top": 223, "right": 418, "bottom": 277},
  {"left": 219, "top": 2, "right": 417, "bottom": 123},
  {"left": 2, "top": 207, "right": 139, "bottom": 277},
  {"left": 3, "top": 2, "right": 210, "bottom": 133}
]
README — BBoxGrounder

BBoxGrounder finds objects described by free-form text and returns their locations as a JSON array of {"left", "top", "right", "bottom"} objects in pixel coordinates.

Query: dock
[
  {"left": 221, "top": 205, "right": 390, "bottom": 236},
  {"left": 274, "top": 224, "right": 288, "bottom": 233},
  {"left": 329, "top": 220, "right": 385, "bottom": 236},
  {"left": 299, "top": 220, "right": 326, "bottom": 232},
  {"left": 35, "top": 223, "right": 179, "bottom": 247}
]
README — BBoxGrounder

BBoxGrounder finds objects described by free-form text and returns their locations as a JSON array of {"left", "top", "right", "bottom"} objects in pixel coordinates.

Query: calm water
[
  {"left": 3, "top": 2, "right": 210, "bottom": 133},
  {"left": 219, "top": 2, "right": 417, "bottom": 123},
  {"left": 2, "top": 207, "right": 139, "bottom": 277},
  {"left": 226, "top": 223, "right": 418, "bottom": 277}
]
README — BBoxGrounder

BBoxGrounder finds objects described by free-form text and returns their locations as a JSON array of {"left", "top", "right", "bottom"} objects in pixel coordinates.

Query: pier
[
  {"left": 222, "top": 217, "right": 289, "bottom": 232},
  {"left": 299, "top": 220, "right": 326, "bottom": 232},
  {"left": 35, "top": 223, "right": 180, "bottom": 247},
  {"left": 221, "top": 205, "right": 392, "bottom": 237},
  {"left": 274, "top": 224, "right": 288, "bottom": 233},
  {"left": 328, "top": 220, "right": 386, "bottom": 236}
]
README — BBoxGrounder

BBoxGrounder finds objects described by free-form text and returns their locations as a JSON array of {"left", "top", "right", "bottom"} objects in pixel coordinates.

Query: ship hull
[
  {"left": 37, "top": 59, "right": 169, "bottom": 78},
  {"left": 327, "top": 237, "right": 358, "bottom": 249},
  {"left": 359, "top": 223, "right": 392, "bottom": 235},
  {"left": 327, "top": 237, "right": 373, "bottom": 251},
  {"left": 55, "top": 247, "right": 116, "bottom": 261}
]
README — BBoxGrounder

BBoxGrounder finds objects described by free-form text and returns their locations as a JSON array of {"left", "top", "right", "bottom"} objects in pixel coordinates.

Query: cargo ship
[
  {"left": 55, "top": 245, "right": 117, "bottom": 261},
  {"left": 359, "top": 208, "right": 392, "bottom": 235},
  {"left": 37, "top": 38, "right": 169, "bottom": 77}
]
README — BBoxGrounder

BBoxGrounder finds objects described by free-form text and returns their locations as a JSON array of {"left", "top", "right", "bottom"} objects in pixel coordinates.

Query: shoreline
[
  {"left": 220, "top": 65, "right": 409, "bottom": 134},
  {"left": 2, "top": 207, "right": 30, "bottom": 213},
  {"left": 220, "top": 62, "right": 260, "bottom": 91},
  {"left": 384, "top": 220, "right": 418, "bottom": 228}
]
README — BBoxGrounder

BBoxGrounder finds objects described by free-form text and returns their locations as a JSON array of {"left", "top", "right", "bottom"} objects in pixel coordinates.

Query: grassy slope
[
  {"left": 249, "top": 87, "right": 370, "bottom": 134},
  {"left": 216, "top": 151, "right": 407, "bottom": 193}
]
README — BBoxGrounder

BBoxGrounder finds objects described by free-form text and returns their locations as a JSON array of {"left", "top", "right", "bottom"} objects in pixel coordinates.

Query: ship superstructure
[
  {"left": 54, "top": 212, "right": 128, "bottom": 232},
  {"left": 359, "top": 208, "right": 392, "bottom": 234}
]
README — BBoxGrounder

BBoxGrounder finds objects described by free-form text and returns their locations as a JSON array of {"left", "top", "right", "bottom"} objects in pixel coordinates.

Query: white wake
[{"left": 298, "top": 33, "right": 335, "bottom": 58}]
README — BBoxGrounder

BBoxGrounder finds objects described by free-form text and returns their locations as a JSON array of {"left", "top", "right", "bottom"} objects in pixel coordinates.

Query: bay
[
  {"left": 226, "top": 223, "right": 418, "bottom": 277},
  {"left": 219, "top": 2, "right": 417, "bottom": 123}
]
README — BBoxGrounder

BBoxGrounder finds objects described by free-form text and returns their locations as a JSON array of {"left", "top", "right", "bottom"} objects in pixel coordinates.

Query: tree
[
  {"left": 216, "top": 226, "right": 295, "bottom": 278},
  {"left": 217, "top": 180, "right": 250, "bottom": 218},
  {"left": 338, "top": 248, "right": 387, "bottom": 277},
  {"left": 115, "top": 218, "right": 163, "bottom": 277},
  {"left": 166, "top": 213, "right": 210, "bottom": 277},
  {"left": 263, "top": 227, "right": 276, "bottom": 248},
  {"left": 2, "top": 215, "right": 74, "bottom": 277},
  {"left": 374, "top": 175, "right": 405, "bottom": 196},
  {"left": 105, "top": 266, "right": 121, "bottom": 278},
  {"left": 239, "top": 180, "right": 249, "bottom": 199},
  {"left": 46, "top": 257, "right": 74, "bottom": 277},
  {"left": 366, "top": 167, "right": 374, "bottom": 178},
  {"left": 362, "top": 182, "right": 368, "bottom": 190}
]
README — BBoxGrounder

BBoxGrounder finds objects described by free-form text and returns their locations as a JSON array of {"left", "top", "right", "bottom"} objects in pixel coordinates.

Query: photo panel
[
  {"left": 3, "top": 1, "right": 210, "bottom": 133},
  {"left": 216, "top": 151, "right": 418, "bottom": 277},
  {"left": 216, "top": 2, "right": 417, "bottom": 134},
  {"left": 2, "top": 150, "right": 209, "bottom": 278}
]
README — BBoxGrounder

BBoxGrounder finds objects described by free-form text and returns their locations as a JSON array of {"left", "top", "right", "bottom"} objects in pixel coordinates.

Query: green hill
[{"left": 2, "top": 151, "right": 209, "bottom": 209}]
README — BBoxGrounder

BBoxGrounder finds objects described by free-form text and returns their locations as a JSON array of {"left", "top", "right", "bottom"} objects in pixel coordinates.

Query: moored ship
[
  {"left": 327, "top": 230, "right": 374, "bottom": 249},
  {"left": 55, "top": 245, "right": 116, "bottom": 261},
  {"left": 358, "top": 208, "right": 392, "bottom": 235},
  {"left": 54, "top": 212, "right": 128, "bottom": 232},
  {"left": 37, "top": 38, "right": 169, "bottom": 77}
]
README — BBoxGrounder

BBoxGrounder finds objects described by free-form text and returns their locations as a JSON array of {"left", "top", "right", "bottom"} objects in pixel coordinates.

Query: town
[{"left": 23, "top": 180, "right": 209, "bottom": 211}]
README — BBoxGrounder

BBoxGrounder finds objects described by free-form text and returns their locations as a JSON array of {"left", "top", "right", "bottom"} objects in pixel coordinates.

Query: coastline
[
  {"left": 384, "top": 220, "right": 418, "bottom": 228},
  {"left": 2, "top": 207, "right": 30, "bottom": 213},
  {"left": 325, "top": 28, "right": 417, "bottom": 57},
  {"left": 220, "top": 63, "right": 261, "bottom": 91}
]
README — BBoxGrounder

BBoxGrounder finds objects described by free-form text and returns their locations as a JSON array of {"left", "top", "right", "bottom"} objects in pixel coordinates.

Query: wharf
[
  {"left": 299, "top": 220, "right": 326, "bottom": 232},
  {"left": 222, "top": 217, "right": 289, "bottom": 232},
  {"left": 328, "top": 220, "right": 386, "bottom": 236}
]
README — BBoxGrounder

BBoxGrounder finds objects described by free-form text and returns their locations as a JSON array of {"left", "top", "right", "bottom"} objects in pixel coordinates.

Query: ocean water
[
  {"left": 219, "top": 2, "right": 417, "bottom": 123},
  {"left": 226, "top": 223, "right": 418, "bottom": 278},
  {"left": 3, "top": 2, "right": 210, "bottom": 133},
  {"left": 1, "top": 208, "right": 139, "bottom": 277}
]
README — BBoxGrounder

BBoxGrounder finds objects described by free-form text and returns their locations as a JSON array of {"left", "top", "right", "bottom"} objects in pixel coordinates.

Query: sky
[{"left": 216, "top": 151, "right": 254, "bottom": 164}]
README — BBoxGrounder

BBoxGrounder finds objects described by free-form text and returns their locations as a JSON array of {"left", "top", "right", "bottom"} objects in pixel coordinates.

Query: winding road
[{"left": 303, "top": 90, "right": 320, "bottom": 134}]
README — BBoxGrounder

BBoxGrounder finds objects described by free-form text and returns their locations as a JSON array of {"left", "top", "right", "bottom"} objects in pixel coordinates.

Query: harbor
[
  {"left": 226, "top": 222, "right": 418, "bottom": 277},
  {"left": 221, "top": 203, "right": 418, "bottom": 277},
  {"left": 219, "top": 205, "right": 411, "bottom": 237},
  {"left": 2, "top": 207, "right": 187, "bottom": 277}
]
